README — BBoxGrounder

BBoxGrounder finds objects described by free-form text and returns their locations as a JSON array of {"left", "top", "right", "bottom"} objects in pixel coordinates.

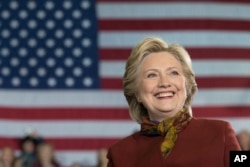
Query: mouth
[{"left": 155, "top": 92, "right": 175, "bottom": 99}]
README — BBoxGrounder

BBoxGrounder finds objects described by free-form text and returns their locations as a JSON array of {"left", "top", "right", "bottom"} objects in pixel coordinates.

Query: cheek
[
  {"left": 178, "top": 77, "right": 187, "bottom": 97},
  {"left": 138, "top": 80, "right": 156, "bottom": 96}
]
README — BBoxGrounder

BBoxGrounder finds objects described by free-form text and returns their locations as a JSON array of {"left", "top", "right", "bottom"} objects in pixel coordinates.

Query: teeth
[{"left": 156, "top": 92, "right": 173, "bottom": 98}]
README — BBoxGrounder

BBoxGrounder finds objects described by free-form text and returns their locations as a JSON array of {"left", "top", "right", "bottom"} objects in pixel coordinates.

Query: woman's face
[
  {"left": 23, "top": 140, "right": 35, "bottom": 154},
  {"left": 137, "top": 51, "right": 187, "bottom": 121},
  {"left": 1, "top": 147, "right": 14, "bottom": 163},
  {"left": 38, "top": 145, "right": 53, "bottom": 162},
  {"left": 237, "top": 132, "right": 250, "bottom": 150}
]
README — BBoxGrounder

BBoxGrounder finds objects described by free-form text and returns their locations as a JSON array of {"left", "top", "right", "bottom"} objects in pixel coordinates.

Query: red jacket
[{"left": 107, "top": 118, "right": 240, "bottom": 167}]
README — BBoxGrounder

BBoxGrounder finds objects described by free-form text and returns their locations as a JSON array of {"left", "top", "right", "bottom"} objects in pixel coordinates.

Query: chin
[
  {"left": 159, "top": 107, "right": 177, "bottom": 113},
  {"left": 160, "top": 109, "right": 179, "bottom": 116}
]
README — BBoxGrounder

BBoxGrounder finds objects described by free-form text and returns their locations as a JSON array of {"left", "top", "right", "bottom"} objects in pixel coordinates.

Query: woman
[
  {"left": 237, "top": 130, "right": 250, "bottom": 150},
  {"left": 0, "top": 146, "right": 15, "bottom": 167},
  {"left": 97, "top": 148, "right": 108, "bottom": 167},
  {"left": 32, "top": 143, "right": 60, "bottom": 167},
  {"left": 18, "top": 132, "right": 43, "bottom": 167},
  {"left": 107, "top": 37, "right": 240, "bottom": 167}
]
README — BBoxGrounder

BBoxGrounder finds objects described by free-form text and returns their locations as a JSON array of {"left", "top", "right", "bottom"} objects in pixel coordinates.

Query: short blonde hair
[{"left": 123, "top": 37, "right": 197, "bottom": 123}]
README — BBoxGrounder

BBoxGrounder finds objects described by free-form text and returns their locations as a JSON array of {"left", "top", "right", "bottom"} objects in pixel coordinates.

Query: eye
[
  {"left": 170, "top": 71, "right": 179, "bottom": 75},
  {"left": 147, "top": 73, "right": 157, "bottom": 78}
]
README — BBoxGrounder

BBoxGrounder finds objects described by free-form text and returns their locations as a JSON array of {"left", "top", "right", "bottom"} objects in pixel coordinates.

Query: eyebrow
[{"left": 144, "top": 67, "right": 179, "bottom": 73}]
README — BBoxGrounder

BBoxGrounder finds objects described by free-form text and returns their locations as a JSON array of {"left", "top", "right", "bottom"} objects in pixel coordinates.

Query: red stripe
[
  {"left": 1, "top": 105, "right": 250, "bottom": 150},
  {"left": 0, "top": 137, "right": 121, "bottom": 150},
  {"left": 100, "top": 19, "right": 250, "bottom": 31},
  {"left": 188, "top": 48, "right": 250, "bottom": 59},
  {"left": 193, "top": 106, "right": 250, "bottom": 118},
  {"left": 0, "top": 107, "right": 130, "bottom": 120},
  {"left": 100, "top": 48, "right": 250, "bottom": 60},
  {"left": 47, "top": 138, "right": 120, "bottom": 150},
  {"left": 101, "top": 78, "right": 123, "bottom": 89},
  {"left": 196, "top": 77, "right": 250, "bottom": 88},
  {"left": 101, "top": 77, "right": 250, "bottom": 89},
  {"left": 0, "top": 106, "right": 250, "bottom": 120}
]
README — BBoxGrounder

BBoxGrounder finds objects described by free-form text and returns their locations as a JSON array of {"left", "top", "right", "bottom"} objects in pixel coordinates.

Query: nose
[{"left": 158, "top": 74, "right": 171, "bottom": 88}]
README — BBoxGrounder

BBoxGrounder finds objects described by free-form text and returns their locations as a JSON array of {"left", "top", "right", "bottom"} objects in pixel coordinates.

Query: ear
[{"left": 135, "top": 92, "right": 142, "bottom": 103}]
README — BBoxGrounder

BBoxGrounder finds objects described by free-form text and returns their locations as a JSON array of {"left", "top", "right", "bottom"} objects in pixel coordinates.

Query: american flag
[{"left": 0, "top": 0, "right": 250, "bottom": 166}]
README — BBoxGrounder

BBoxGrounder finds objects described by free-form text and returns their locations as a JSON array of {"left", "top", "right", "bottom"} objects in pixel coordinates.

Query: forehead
[
  {"left": 140, "top": 51, "right": 182, "bottom": 69},
  {"left": 2, "top": 148, "right": 13, "bottom": 153}
]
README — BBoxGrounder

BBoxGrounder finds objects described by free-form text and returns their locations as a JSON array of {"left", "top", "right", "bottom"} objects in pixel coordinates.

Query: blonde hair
[{"left": 123, "top": 37, "right": 197, "bottom": 123}]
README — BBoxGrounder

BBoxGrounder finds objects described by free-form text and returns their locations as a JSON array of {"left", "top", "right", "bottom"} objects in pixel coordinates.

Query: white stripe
[
  {"left": 0, "top": 90, "right": 127, "bottom": 107},
  {"left": 100, "top": 61, "right": 125, "bottom": 78},
  {"left": 97, "top": 2, "right": 250, "bottom": 20},
  {"left": 99, "top": 31, "right": 250, "bottom": 48},
  {"left": 0, "top": 89, "right": 249, "bottom": 106},
  {"left": 194, "top": 89, "right": 250, "bottom": 106},
  {"left": 100, "top": 60, "right": 250, "bottom": 77},
  {"left": 193, "top": 60, "right": 250, "bottom": 76},
  {"left": 0, "top": 120, "right": 139, "bottom": 137},
  {"left": 13, "top": 150, "right": 97, "bottom": 167},
  {"left": 56, "top": 150, "right": 97, "bottom": 167},
  {"left": 217, "top": 118, "right": 250, "bottom": 133}
]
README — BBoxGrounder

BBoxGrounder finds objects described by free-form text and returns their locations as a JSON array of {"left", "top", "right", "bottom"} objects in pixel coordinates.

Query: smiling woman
[
  {"left": 123, "top": 37, "right": 196, "bottom": 123},
  {"left": 107, "top": 37, "right": 241, "bottom": 167},
  {"left": 137, "top": 52, "right": 188, "bottom": 121}
]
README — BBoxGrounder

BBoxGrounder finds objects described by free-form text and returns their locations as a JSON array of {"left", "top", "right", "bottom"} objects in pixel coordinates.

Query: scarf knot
[{"left": 140, "top": 109, "right": 192, "bottom": 158}]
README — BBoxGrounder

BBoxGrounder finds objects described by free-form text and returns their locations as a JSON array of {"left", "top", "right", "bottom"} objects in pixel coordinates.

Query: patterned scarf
[{"left": 140, "top": 109, "right": 192, "bottom": 158}]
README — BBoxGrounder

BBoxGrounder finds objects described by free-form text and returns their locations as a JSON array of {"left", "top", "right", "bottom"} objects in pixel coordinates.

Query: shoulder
[
  {"left": 109, "top": 132, "right": 140, "bottom": 151},
  {"left": 107, "top": 132, "right": 141, "bottom": 165},
  {"left": 191, "top": 117, "right": 232, "bottom": 128},
  {"left": 188, "top": 118, "right": 235, "bottom": 135}
]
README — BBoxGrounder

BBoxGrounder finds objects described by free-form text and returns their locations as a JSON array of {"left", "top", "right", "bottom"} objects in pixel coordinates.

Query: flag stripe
[
  {"left": 97, "top": 2, "right": 250, "bottom": 20},
  {"left": 0, "top": 106, "right": 250, "bottom": 120},
  {"left": 0, "top": 90, "right": 127, "bottom": 107},
  {"left": 100, "top": 60, "right": 250, "bottom": 77},
  {"left": 0, "top": 89, "right": 249, "bottom": 107},
  {"left": 0, "top": 137, "right": 120, "bottom": 150},
  {"left": 193, "top": 106, "right": 250, "bottom": 117},
  {"left": 0, "top": 107, "right": 131, "bottom": 120},
  {"left": 100, "top": 48, "right": 250, "bottom": 60},
  {"left": 100, "top": 31, "right": 250, "bottom": 48},
  {"left": 101, "top": 77, "right": 250, "bottom": 89},
  {"left": 55, "top": 151, "right": 97, "bottom": 167},
  {"left": 0, "top": 150, "right": 98, "bottom": 167},
  {"left": 100, "top": 19, "right": 250, "bottom": 31},
  {"left": 0, "top": 120, "right": 138, "bottom": 137}
]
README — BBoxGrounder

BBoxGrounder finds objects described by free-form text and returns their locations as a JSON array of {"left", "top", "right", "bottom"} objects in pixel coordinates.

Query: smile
[{"left": 155, "top": 92, "right": 174, "bottom": 98}]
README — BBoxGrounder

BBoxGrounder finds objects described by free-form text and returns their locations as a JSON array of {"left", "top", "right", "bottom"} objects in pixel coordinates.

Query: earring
[{"left": 137, "top": 98, "right": 142, "bottom": 103}]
